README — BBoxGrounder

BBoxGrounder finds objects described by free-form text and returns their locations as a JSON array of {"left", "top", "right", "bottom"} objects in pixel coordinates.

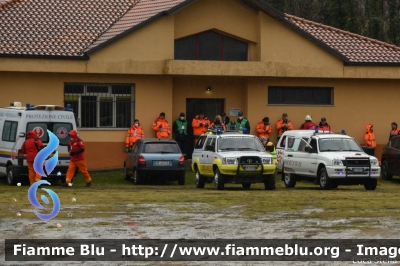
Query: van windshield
[{"left": 27, "top": 122, "right": 73, "bottom": 145}]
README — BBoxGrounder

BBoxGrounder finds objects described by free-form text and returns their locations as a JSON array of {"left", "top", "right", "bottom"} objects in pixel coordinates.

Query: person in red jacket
[
  {"left": 318, "top": 117, "right": 332, "bottom": 132},
  {"left": 126, "top": 119, "right": 144, "bottom": 150},
  {"left": 256, "top": 117, "right": 272, "bottom": 141},
  {"left": 299, "top": 115, "right": 318, "bottom": 130},
  {"left": 63, "top": 130, "right": 92, "bottom": 187},
  {"left": 152, "top": 112, "right": 171, "bottom": 139},
  {"left": 365, "top": 124, "right": 376, "bottom": 148},
  {"left": 21, "top": 130, "right": 43, "bottom": 185}
]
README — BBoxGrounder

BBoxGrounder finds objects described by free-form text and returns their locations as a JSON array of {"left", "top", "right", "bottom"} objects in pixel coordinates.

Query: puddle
[{"left": 1, "top": 203, "right": 399, "bottom": 265}]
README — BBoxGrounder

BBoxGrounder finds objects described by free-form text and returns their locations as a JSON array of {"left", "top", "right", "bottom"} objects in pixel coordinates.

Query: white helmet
[{"left": 305, "top": 115, "right": 312, "bottom": 121}]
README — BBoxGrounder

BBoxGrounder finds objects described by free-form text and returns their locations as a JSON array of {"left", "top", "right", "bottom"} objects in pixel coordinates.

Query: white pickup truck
[{"left": 276, "top": 130, "right": 380, "bottom": 190}]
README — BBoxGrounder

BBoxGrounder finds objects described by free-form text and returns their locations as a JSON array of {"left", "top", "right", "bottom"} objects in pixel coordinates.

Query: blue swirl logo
[
  {"left": 34, "top": 130, "right": 59, "bottom": 177},
  {"left": 28, "top": 180, "right": 60, "bottom": 221},
  {"left": 30, "top": 130, "right": 61, "bottom": 220}
]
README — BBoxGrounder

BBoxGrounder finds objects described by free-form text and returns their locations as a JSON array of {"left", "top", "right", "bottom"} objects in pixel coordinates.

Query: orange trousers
[
  {"left": 66, "top": 160, "right": 91, "bottom": 184},
  {"left": 27, "top": 162, "right": 42, "bottom": 185}
]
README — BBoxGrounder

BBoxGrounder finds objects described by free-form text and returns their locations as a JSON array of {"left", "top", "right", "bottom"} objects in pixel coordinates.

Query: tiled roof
[
  {"left": 86, "top": 0, "right": 186, "bottom": 54},
  {"left": 0, "top": 0, "right": 186, "bottom": 57},
  {"left": 1, "top": 0, "right": 400, "bottom": 65},
  {"left": 285, "top": 14, "right": 400, "bottom": 64}
]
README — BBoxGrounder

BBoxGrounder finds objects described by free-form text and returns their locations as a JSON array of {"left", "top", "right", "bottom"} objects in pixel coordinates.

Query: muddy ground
[{"left": 1, "top": 202, "right": 400, "bottom": 265}]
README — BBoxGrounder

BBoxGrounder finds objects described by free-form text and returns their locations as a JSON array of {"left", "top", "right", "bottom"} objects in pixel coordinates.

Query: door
[
  {"left": 283, "top": 137, "right": 303, "bottom": 175},
  {"left": 186, "top": 98, "right": 224, "bottom": 159}
]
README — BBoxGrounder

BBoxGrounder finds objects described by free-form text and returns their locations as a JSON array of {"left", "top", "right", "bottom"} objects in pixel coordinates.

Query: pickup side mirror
[
  {"left": 206, "top": 145, "right": 215, "bottom": 152},
  {"left": 123, "top": 148, "right": 130, "bottom": 153},
  {"left": 305, "top": 146, "right": 316, "bottom": 153}
]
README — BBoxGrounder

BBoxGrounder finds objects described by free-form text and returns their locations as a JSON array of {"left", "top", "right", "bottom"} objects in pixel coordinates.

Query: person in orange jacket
[
  {"left": 389, "top": 122, "right": 400, "bottom": 140},
  {"left": 276, "top": 113, "right": 293, "bottom": 142},
  {"left": 21, "top": 130, "right": 44, "bottom": 185},
  {"left": 318, "top": 117, "right": 332, "bottom": 132},
  {"left": 364, "top": 124, "right": 376, "bottom": 148},
  {"left": 63, "top": 130, "right": 92, "bottom": 187},
  {"left": 192, "top": 110, "right": 211, "bottom": 145},
  {"left": 126, "top": 119, "right": 145, "bottom": 150},
  {"left": 256, "top": 117, "right": 272, "bottom": 141},
  {"left": 152, "top": 112, "right": 171, "bottom": 139}
]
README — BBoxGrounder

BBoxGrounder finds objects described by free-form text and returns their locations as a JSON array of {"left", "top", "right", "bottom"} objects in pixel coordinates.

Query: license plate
[
  {"left": 243, "top": 166, "right": 257, "bottom": 171},
  {"left": 352, "top": 167, "right": 364, "bottom": 172},
  {"left": 153, "top": 161, "right": 172, "bottom": 166}
]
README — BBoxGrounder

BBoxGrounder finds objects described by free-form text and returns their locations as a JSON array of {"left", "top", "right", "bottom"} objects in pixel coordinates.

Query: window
[
  {"left": 2, "top": 121, "right": 18, "bottom": 142},
  {"left": 64, "top": 84, "right": 134, "bottom": 128},
  {"left": 391, "top": 137, "right": 400, "bottom": 150},
  {"left": 26, "top": 122, "right": 73, "bottom": 146},
  {"left": 268, "top": 86, "right": 333, "bottom": 105},
  {"left": 175, "top": 30, "right": 248, "bottom": 61},
  {"left": 195, "top": 136, "right": 207, "bottom": 149}
]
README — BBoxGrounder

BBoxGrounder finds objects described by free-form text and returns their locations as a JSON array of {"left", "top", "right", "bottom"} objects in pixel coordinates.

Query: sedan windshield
[
  {"left": 318, "top": 138, "right": 363, "bottom": 152},
  {"left": 218, "top": 137, "right": 264, "bottom": 152}
]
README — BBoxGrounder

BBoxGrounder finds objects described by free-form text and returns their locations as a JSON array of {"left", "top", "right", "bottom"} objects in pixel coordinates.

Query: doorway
[{"left": 186, "top": 98, "right": 225, "bottom": 159}]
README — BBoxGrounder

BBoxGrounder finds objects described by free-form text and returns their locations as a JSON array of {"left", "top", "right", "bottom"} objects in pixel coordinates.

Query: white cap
[{"left": 305, "top": 115, "right": 312, "bottom": 121}]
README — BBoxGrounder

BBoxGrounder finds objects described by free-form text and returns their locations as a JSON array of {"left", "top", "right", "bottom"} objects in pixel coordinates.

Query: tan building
[{"left": 1, "top": 0, "right": 399, "bottom": 169}]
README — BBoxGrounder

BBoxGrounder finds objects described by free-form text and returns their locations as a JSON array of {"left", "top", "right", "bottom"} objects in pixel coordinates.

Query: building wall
[
  {"left": 174, "top": 0, "right": 259, "bottom": 42},
  {"left": 0, "top": 72, "right": 172, "bottom": 169},
  {"left": 247, "top": 77, "right": 398, "bottom": 160}
]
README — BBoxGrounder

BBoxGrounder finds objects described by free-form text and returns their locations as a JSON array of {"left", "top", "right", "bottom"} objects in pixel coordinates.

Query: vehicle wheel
[
  {"left": 195, "top": 168, "right": 205, "bottom": 188},
  {"left": 381, "top": 161, "right": 393, "bottom": 180},
  {"left": 364, "top": 179, "right": 377, "bottom": 190},
  {"left": 133, "top": 169, "right": 142, "bottom": 185},
  {"left": 124, "top": 164, "right": 131, "bottom": 180},
  {"left": 178, "top": 173, "right": 185, "bottom": 185},
  {"left": 283, "top": 172, "right": 296, "bottom": 188},
  {"left": 242, "top": 183, "right": 251, "bottom": 189},
  {"left": 7, "top": 165, "right": 17, "bottom": 186},
  {"left": 264, "top": 174, "right": 276, "bottom": 190},
  {"left": 214, "top": 168, "right": 224, "bottom": 190},
  {"left": 319, "top": 167, "right": 332, "bottom": 190}
]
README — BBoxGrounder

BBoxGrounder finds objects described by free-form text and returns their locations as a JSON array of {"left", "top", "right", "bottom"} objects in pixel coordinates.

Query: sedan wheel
[
  {"left": 133, "top": 169, "right": 142, "bottom": 185},
  {"left": 124, "top": 165, "right": 131, "bottom": 180}
]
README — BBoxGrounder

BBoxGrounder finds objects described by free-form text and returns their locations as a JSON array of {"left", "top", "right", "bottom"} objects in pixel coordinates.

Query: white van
[{"left": 0, "top": 102, "right": 77, "bottom": 185}]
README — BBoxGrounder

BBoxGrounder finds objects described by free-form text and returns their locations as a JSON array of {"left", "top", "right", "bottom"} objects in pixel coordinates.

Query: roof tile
[
  {"left": 285, "top": 14, "right": 400, "bottom": 63},
  {"left": 0, "top": 0, "right": 185, "bottom": 57}
]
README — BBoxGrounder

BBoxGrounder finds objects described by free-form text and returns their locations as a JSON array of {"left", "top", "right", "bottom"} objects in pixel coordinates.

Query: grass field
[{"left": 1, "top": 169, "right": 400, "bottom": 223}]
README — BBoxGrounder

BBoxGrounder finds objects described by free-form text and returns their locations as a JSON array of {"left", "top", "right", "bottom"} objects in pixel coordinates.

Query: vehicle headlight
[
  {"left": 370, "top": 159, "right": 378, "bottom": 166},
  {"left": 222, "top": 157, "right": 237, "bottom": 164},
  {"left": 262, "top": 157, "right": 273, "bottom": 164},
  {"left": 332, "top": 159, "right": 343, "bottom": 166}
]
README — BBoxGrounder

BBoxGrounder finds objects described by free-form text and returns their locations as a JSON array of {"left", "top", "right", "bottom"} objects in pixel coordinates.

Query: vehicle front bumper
[
  {"left": 325, "top": 166, "right": 380, "bottom": 179},
  {"left": 219, "top": 164, "right": 276, "bottom": 176}
]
